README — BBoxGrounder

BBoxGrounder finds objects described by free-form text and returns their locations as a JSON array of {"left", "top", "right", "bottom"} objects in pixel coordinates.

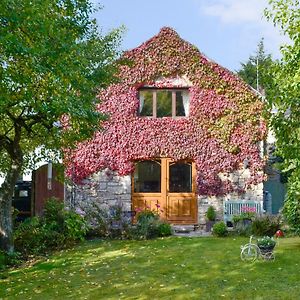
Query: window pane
[
  {"left": 134, "top": 160, "right": 161, "bottom": 193},
  {"left": 139, "top": 91, "right": 153, "bottom": 116},
  {"left": 169, "top": 162, "right": 192, "bottom": 192},
  {"left": 157, "top": 91, "right": 172, "bottom": 117},
  {"left": 176, "top": 91, "right": 185, "bottom": 116},
  {"left": 19, "top": 190, "right": 28, "bottom": 197}
]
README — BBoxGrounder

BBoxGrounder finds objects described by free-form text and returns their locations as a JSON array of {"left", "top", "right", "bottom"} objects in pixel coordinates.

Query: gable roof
[{"left": 118, "top": 27, "right": 253, "bottom": 94}]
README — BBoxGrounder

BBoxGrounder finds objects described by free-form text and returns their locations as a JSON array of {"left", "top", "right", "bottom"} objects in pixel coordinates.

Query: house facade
[{"left": 66, "top": 27, "right": 266, "bottom": 226}]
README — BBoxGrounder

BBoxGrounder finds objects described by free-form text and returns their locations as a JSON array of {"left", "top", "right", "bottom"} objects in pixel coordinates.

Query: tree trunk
[
  {"left": 0, "top": 127, "right": 23, "bottom": 253},
  {"left": 0, "top": 189, "right": 14, "bottom": 253},
  {"left": 0, "top": 161, "right": 22, "bottom": 253}
]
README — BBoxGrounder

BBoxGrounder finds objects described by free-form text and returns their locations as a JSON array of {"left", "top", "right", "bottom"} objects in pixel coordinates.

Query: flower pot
[
  {"left": 205, "top": 220, "right": 216, "bottom": 232},
  {"left": 258, "top": 245, "right": 275, "bottom": 255}
]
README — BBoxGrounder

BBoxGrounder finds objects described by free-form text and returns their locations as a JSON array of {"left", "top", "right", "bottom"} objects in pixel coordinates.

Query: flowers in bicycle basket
[{"left": 257, "top": 236, "right": 276, "bottom": 249}]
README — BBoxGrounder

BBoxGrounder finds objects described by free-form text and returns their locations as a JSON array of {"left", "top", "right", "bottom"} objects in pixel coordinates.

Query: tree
[
  {"left": 237, "top": 38, "right": 275, "bottom": 98},
  {"left": 265, "top": 0, "right": 300, "bottom": 232},
  {"left": 0, "top": 0, "right": 122, "bottom": 252}
]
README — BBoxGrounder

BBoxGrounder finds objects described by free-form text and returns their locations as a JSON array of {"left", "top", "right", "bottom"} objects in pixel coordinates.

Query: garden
[
  {"left": 1, "top": 236, "right": 300, "bottom": 299},
  {"left": 1, "top": 199, "right": 300, "bottom": 299}
]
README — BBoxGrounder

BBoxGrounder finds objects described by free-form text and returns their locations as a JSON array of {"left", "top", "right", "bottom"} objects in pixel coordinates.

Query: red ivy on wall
[{"left": 66, "top": 27, "right": 266, "bottom": 196}]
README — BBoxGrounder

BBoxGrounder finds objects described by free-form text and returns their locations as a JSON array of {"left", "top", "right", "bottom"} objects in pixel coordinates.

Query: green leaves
[
  {"left": 0, "top": 0, "right": 122, "bottom": 170},
  {"left": 0, "top": 0, "right": 122, "bottom": 252},
  {"left": 265, "top": 0, "right": 300, "bottom": 232}
]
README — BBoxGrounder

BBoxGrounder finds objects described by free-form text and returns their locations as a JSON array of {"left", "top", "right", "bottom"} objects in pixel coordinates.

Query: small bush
[
  {"left": 14, "top": 198, "right": 88, "bottom": 257},
  {"left": 83, "top": 203, "right": 133, "bottom": 239},
  {"left": 206, "top": 206, "right": 216, "bottom": 221},
  {"left": 251, "top": 215, "right": 281, "bottom": 236},
  {"left": 135, "top": 210, "right": 160, "bottom": 239},
  {"left": 156, "top": 222, "right": 173, "bottom": 237},
  {"left": 64, "top": 210, "right": 88, "bottom": 241},
  {"left": 0, "top": 251, "right": 22, "bottom": 270},
  {"left": 43, "top": 197, "right": 65, "bottom": 224},
  {"left": 83, "top": 203, "right": 110, "bottom": 237},
  {"left": 283, "top": 177, "right": 300, "bottom": 234},
  {"left": 14, "top": 217, "right": 47, "bottom": 256},
  {"left": 213, "top": 221, "right": 228, "bottom": 237},
  {"left": 232, "top": 212, "right": 256, "bottom": 224}
]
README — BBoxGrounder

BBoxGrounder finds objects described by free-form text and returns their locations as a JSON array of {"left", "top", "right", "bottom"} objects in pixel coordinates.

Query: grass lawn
[{"left": 1, "top": 236, "right": 300, "bottom": 299}]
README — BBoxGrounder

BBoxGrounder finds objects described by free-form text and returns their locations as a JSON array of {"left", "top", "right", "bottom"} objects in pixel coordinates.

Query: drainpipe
[{"left": 47, "top": 160, "right": 52, "bottom": 190}]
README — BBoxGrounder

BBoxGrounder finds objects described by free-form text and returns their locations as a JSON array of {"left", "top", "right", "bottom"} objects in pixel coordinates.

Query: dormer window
[{"left": 139, "top": 89, "right": 190, "bottom": 117}]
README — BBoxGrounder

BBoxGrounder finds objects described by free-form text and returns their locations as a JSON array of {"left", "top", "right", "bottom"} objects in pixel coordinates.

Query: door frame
[{"left": 131, "top": 158, "right": 197, "bottom": 224}]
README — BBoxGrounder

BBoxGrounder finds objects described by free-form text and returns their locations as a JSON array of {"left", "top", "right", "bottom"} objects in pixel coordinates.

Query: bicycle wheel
[
  {"left": 241, "top": 244, "right": 259, "bottom": 262},
  {"left": 263, "top": 252, "right": 275, "bottom": 261}
]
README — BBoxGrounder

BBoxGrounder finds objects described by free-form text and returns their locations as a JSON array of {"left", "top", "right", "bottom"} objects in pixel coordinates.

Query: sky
[{"left": 93, "top": 0, "right": 288, "bottom": 72}]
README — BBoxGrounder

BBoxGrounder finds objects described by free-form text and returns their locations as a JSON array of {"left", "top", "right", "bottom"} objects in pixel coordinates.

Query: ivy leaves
[{"left": 69, "top": 27, "right": 265, "bottom": 196}]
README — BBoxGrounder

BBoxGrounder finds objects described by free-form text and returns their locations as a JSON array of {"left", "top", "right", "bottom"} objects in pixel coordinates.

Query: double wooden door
[{"left": 132, "top": 158, "right": 197, "bottom": 224}]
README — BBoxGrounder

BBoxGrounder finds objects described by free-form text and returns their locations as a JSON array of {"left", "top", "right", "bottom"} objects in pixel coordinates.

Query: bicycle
[{"left": 240, "top": 235, "right": 275, "bottom": 262}]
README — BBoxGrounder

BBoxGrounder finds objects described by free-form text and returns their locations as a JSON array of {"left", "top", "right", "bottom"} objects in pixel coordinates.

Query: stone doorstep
[
  {"left": 172, "top": 225, "right": 197, "bottom": 233},
  {"left": 172, "top": 227, "right": 212, "bottom": 237}
]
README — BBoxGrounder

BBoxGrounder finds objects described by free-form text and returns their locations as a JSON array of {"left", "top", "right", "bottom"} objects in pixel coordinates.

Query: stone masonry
[
  {"left": 65, "top": 167, "right": 263, "bottom": 225},
  {"left": 65, "top": 168, "right": 131, "bottom": 212}
]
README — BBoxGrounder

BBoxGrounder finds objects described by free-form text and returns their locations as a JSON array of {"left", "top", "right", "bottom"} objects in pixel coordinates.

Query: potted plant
[
  {"left": 205, "top": 206, "right": 216, "bottom": 232},
  {"left": 257, "top": 236, "right": 276, "bottom": 255}
]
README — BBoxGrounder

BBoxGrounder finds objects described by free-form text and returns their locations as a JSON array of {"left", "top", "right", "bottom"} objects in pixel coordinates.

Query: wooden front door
[{"left": 132, "top": 158, "right": 197, "bottom": 224}]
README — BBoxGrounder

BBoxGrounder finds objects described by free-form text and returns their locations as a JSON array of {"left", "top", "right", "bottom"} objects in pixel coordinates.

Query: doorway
[{"left": 132, "top": 158, "right": 197, "bottom": 224}]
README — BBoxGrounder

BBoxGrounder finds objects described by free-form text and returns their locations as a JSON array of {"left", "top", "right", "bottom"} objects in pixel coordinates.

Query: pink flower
[{"left": 241, "top": 206, "right": 256, "bottom": 213}]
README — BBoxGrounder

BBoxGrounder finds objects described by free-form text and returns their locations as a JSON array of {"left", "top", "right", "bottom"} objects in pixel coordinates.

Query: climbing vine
[{"left": 66, "top": 27, "right": 266, "bottom": 196}]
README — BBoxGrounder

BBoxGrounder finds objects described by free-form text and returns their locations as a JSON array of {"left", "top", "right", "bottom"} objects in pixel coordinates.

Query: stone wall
[
  {"left": 65, "top": 168, "right": 131, "bottom": 212},
  {"left": 65, "top": 167, "right": 263, "bottom": 225},
  {"left": 197, "top": 169, "right": 264, "bottom": 225}
]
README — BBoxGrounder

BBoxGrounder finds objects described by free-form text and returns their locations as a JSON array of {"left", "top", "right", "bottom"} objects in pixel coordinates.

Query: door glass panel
[
  {"left": 157, "top": 90, "right": 172, "bottom": 117},
  {"left": 139, "top": 90, "right": 153, "bottom": 116},
  {"left": 169, "top": 162, "right": 192, "bottom": 192},
  {"left": 134, "top": 160, "right": 161, "bottom": 193}
]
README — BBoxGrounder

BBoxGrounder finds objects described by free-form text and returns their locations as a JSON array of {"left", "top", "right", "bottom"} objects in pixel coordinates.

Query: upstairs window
[{"left": 139, "top": 89, "right": 189, "bottom": 117}]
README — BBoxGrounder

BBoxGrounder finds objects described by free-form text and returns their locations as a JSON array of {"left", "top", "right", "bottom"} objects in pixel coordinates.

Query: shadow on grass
[{"left": 1, "top": 237, "right": 300, "bottom": 299}]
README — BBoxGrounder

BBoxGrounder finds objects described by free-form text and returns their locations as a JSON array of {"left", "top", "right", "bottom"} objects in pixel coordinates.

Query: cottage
[{"left": 66, "top": 27, "right": 266, "bottom": 226}]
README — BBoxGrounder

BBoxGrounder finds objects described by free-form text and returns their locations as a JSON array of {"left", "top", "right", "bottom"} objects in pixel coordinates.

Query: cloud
[
  {"left": 197, "top": 0, "right": 288, "bottom": 59},
  {"left": 201, "top": 0, "right": 266, "bottom": 24}
]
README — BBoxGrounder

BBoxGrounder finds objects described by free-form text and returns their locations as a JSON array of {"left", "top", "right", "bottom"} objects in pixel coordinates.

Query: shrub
[
  {"left": 156, "top": 222, "right": 173, "bottom": 237},
  {"left": 283, "top": 177, "right": 300, "bottom": 234},
  {"left": 64, "top": 210, "right": 88, "bottom": 242},
  {"left": 42, "top": 198, "right": 88, "bottom": 245},
  {"left": 0, "top": 251, "right": 22, "bottom": 270},
  {"left": 83, "top": 203, "right": 110, "bottom": 237},
  {"left": 232, "top": 212, "right": 256, "bottom": 224},
  {"left": 83, "top": 203, "right": 133, "bottom": 239},
  {"left": 206, "top": 206, "right": 216, "bottom": 221},
  {"left": 213, "top": 221, "right": 228, "bottom": 237},
  {"left": 14, "top": 198, "right": 88, "bottom": 257},
  {"left": 251, "top": 215, "right": 281, "bottom": 236},
  {"left": 134, "top": 209, "right": 160, "bottom": 239},
  {"left": 43, "top": 197, "right": 65, "bottom": 224},
  {"left": 14, "top": 217, "right": 47, "bottom": 256}
]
